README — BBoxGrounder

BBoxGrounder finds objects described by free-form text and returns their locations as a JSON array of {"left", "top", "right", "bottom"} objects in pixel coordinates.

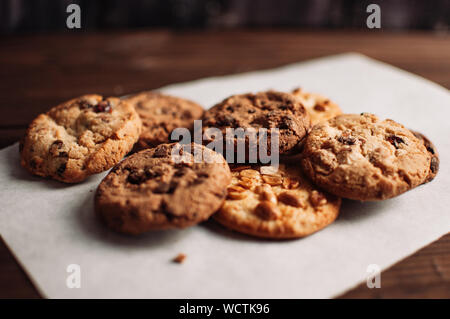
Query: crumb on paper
[{"left": 173, "top": 253, "right": 186, "bottom": 264}]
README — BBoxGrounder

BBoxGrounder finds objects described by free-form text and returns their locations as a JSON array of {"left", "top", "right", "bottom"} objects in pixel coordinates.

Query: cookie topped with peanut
[
  {"left": 291, "top": 87, "right": 342, "bottom": 125},
  {"left": 214, "top": 163, "right": 341, "bottom": 239}
]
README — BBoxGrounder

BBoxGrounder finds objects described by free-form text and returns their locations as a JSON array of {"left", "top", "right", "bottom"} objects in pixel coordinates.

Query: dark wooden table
[{"left": 0, "top": 29, "right": 449, "bottom": 298}]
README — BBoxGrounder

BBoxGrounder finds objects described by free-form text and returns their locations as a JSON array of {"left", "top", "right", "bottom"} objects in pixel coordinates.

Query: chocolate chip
[
  {"left": 337, "top": 136, "right": 356, "bottom": 145},
  {"left": 426, "top": 146, "right": 435, "bottom": 155},
  {"left": 174, "top": 167, "right": 188, "bottom": 177},
  {"left": 430, "top": 157, "right": 438, "bottom": 173},
  {"left": 56, "top": 163, "right": 66, "bottom": 176},
  {"left": 167, "top": 181, "right": 178, "bottom": 194},
  {"left": 192, "top": 172, "right": 209, "bottom": 184},
  {"left": 181, "top": 110, "right": 192, "bottom": 119},
  {"left": 314, "top": 104, "right": 326, "bottom": 112},
  {"left": 49, "top": 140, "right": 67, "bottom": 157},
  {"left": 217, "top": 115, "right": 237, "bottom": 127},
  {"left": 386, "top": 135, "right": 406, "bottom": 149},
  {"left": 145, "top": 168, "right": 161, "bottom": 178},
  {"left": 128, "top": 171, "right": 146, "bottom": 185},
  {"left": 247, "top": 109, "right": 256, "bottom": 114},
  {"left": 52, "top": 140, "right": 64, "bottom": 149},
  {"left": 80, "top": 101, "right": 94, "bottom": 109},
  {"left": 93, "top": 101, "right": 112, "bottom": 113}
]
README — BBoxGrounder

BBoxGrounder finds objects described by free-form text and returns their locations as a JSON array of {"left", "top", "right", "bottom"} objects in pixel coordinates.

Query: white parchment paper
[{"left": 0, "top": 54, "right": 449, "bottom": 298}]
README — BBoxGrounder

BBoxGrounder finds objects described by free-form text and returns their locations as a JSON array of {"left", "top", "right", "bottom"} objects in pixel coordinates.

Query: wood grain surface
[{"left": 0, "top": 29, "right": 449, "bottom": 298}]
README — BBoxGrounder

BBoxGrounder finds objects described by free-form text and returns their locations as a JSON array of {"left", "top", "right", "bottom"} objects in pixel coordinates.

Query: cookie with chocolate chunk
[
  {"left": 201, "top": 91, "right": 311, "bottom": 156},
  {"left": 411, "top": 130, "right": 439, "bottom": 183},
  {"left": 95, "top": 143, "right": 231, "bottom": 234},
  {"left": 301, "top": 113, "right": 432, "bottom": 201},
  {"left": 20, "top": 95, "right": 142, "bottom": 183},
  {"left": 291, "top": 87, "right": 342, "bottom": 125},
  {"left": 214, "top": 163, "right": 341, "bottom": 239},
  {"left": 124, "top": 91, "right": 204, "bottom": 151}
]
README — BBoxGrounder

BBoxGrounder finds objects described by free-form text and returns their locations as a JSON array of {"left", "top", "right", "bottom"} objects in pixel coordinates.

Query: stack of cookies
[{"left": 19, "top": 88, "right": 439, "bottom": 239}]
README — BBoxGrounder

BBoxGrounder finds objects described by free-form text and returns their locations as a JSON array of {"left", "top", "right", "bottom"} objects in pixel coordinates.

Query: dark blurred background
[{"left": 0, "top": 0, "right": 448, "bottom": 34}]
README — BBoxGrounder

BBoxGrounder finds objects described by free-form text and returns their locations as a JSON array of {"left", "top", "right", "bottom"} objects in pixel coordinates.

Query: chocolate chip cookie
[
  {"left": 291, "top": 88, "right": 342, "bottom": 125},
  {"left": 201, "top": 91, "right": 311, "bottom": 156},
  {"left": 124, "top": 91, "right": 204, "bottom": 151},
  {"left": 20, "top": 95, "right": 142, "bottom": 183},
  {"left": 301, "top": 113, "right": 432, "bottom": 201},
  {"left": 95, "top": 143, "right": 231, "bottom": 235},
  {"left": 214, "top": 163, "right": 341, "bottom": 239},
  {"left": 411, "top": 130, "right": 439, "bottom": 183}
]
